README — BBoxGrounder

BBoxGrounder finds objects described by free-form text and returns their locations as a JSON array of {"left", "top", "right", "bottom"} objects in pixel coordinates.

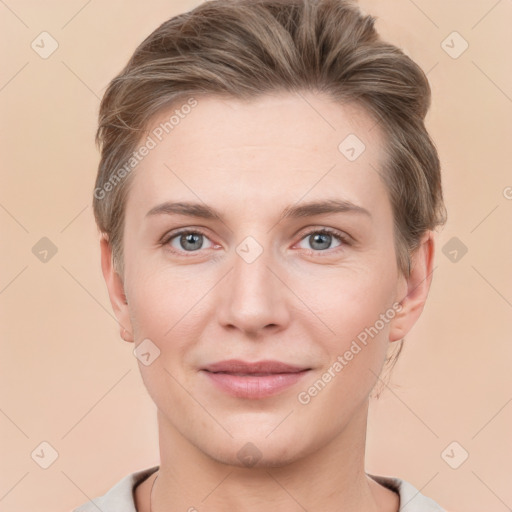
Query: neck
[{"left": 147, "top": 400, "right": 397, "bottom": 512}]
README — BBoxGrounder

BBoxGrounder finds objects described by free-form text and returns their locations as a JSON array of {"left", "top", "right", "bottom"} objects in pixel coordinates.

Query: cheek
[
  {"left": 126, "top": 267, "right": 211, "bottom": 373},
  {"left": 297, "top": 262, "right": 397, "bottom": 339},
  {"left": 125, "top": 271, "right": 203, "bottom": 413},
  {"left": 297, "top": 263, "right": 397, "bottom": 391},
  {"left": 127, "top": 262, "right": 191, "bottom": 335},
  {"left": 296, "top": 276, "right": 395, "bottom": 414}
]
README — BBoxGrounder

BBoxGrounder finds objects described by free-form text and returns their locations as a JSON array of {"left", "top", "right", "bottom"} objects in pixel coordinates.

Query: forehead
[{"left": 125, "top": 91, "right": 389, "bottom": 217}]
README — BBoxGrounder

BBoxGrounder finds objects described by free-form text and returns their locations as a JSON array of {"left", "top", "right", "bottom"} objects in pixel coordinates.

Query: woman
[{"left": 76, "top": 0, "right": 449, "bottom": 510}]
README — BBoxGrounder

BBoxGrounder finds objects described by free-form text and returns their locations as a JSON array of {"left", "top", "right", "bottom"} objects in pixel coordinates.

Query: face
[{"left": 102, "top": 91, "right": 433, "bottom": 467}]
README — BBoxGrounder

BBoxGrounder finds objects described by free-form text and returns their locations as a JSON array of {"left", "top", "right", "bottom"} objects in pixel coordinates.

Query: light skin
[{"left": 101, "top": 91, "right": 435, "bottom": 512}]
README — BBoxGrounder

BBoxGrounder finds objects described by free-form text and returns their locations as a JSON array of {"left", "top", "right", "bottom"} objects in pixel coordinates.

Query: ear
[
  {"left": 389, "top": 231, "right": 435, "bottom": 342},
  {"left": 100, "top": 235, "right": 134, "bottom": 342}
]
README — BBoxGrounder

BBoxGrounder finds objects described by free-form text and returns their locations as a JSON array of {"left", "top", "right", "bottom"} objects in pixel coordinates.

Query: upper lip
[{"left": 202, "top": 359, "right": 310, "bottom": 374}]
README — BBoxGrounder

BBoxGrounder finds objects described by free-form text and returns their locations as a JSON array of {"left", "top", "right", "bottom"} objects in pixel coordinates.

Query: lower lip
[{"left": 202, "top": 370, "right": 309, "bottom": 399}]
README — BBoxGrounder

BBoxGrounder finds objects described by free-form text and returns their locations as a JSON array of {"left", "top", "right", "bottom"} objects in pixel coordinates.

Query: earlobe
[
  {"left": 99, "top": 235, "right": 134, "bottom": 343},
  {"left": 389, "top": 231, "right": 435, "bottom": 342}
]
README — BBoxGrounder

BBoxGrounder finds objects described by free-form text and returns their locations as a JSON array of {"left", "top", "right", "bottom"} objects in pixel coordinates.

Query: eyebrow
[{"left": 145, "top": 198, "right": 371, "bottom": 222}]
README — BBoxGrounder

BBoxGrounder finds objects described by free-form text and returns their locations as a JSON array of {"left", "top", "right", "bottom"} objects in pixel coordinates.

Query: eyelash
[{"left": 160, "top": 227, "right": 351, "bottom": 258}]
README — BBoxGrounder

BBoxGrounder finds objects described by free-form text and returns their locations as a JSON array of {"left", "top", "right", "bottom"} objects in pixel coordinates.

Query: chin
[{"left": 201, "top": 431, "right": 310, "bottom": 470}]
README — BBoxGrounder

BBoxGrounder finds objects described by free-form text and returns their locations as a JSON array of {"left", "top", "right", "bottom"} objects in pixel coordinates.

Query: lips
[
  {"left": 201, "top": 359, "right": 311, "bottom": 399},
  {"left": 202, "top": 359, "right": 309, "bottom": 374}
]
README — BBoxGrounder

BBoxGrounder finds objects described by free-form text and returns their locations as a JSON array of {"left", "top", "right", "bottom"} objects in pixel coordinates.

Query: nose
[{"left": 215, "top": 239, "right": 291, "bottom": 337}]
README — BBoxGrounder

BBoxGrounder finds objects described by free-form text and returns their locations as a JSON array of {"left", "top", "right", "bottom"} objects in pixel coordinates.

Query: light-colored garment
[{"left": 73, "top": 465, "right": 446, "bottom": 511}]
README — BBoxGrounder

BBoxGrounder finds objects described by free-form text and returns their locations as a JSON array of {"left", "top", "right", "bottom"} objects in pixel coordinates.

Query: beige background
[{"left": 1, "top": 1, "right": 511, "bottom": 511}]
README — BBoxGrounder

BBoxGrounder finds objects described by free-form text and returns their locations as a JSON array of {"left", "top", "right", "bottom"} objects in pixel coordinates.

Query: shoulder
[
  {"left": 367, "top": 473, "right": 448, "bottom": 511},
  {"left": 72, "top": 466, "right": 159, "bottom": 512},
  {"left": 73, "top": 467, "right": 455, "bottom": 512}
]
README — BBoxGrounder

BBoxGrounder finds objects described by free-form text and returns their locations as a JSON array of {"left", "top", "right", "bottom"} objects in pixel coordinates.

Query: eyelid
[{"left": 297, "top": 226, "right": 352, "bottom": 242}]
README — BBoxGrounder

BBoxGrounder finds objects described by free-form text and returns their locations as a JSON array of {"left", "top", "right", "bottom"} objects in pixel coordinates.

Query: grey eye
[
  {"left": 297, "top": 231, "right": 342, "bottom": 251},
  {"left": 168, "top": 231, "right": 214, "bottom": 252}
]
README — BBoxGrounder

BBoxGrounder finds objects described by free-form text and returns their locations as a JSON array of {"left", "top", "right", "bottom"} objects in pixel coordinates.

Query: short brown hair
[
  {"left": 93, "top": 0, "right": 446, "bottom": 281},
  {"left": 93, "top": 0, "right": 448, "bottom": 388}
]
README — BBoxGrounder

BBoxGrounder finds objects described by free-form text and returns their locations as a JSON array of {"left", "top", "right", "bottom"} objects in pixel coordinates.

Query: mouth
[{"left": 201, "top": 359, "right": 311, "bottom": 399}]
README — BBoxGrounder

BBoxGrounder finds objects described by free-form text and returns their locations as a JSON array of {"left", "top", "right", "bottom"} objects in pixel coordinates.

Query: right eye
[{"left": 163, "top": 229, "right": 216, "bottom": 255}]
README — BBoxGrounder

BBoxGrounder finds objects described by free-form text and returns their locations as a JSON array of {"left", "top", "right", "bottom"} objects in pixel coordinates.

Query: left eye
[{"left": 297, "top": 229, "right": 344, "bottom": 252}]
